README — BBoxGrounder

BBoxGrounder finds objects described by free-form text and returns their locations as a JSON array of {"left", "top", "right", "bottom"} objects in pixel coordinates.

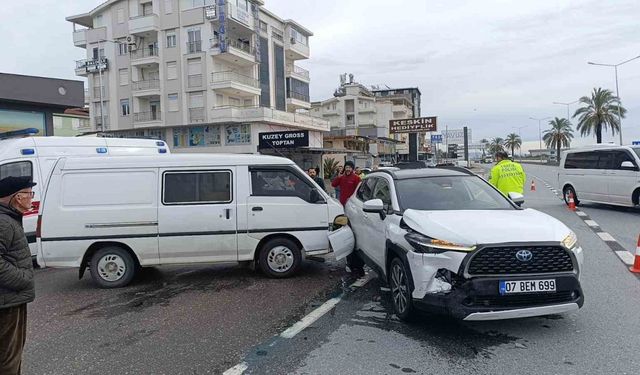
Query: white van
[
  {"left": 558, "top": 145, "right": 640, "bottom": 207},
  {"left": 0, "top": 131, "right": 170, "bottom": 260},
  {"left": 37, "top": 154, "right": 352, "bottom": 288}
]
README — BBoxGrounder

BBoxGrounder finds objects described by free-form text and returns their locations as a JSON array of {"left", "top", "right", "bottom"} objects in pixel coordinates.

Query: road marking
[
  {"left": 584, "top": 220, "right": 599, "bottom": 228},
  {"left": 576, "top": 211, "right": 588, "bottom": 217},
  {"left": 597, "top": 232, "right": 617, "bottom": 242},
  {"left": 616, "top": 251, "right": 635, "bottom": 266},
  {"left": 223, "top": 362, "right": 248, "bottom": 375}
]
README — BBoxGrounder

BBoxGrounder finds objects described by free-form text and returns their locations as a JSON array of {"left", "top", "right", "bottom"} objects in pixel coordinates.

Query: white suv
[{"left": 345, "top": 168, "right": 584, "bottom": 321}]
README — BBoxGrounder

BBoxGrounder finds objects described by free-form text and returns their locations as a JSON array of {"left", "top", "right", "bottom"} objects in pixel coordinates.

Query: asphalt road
[
  {"left": 23, "top": 260, "right": 353, "bottom": 374},
  {"left": 237, "top": 165, "right": 640, "bottom": 374}
]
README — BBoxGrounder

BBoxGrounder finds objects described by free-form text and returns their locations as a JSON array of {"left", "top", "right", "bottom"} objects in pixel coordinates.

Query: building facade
[
  {"left": 310, "top": 78, "right": 414, "bottom": 167},
  {"left": 68, "top": 0, "right": 328, "bottom": 157}
]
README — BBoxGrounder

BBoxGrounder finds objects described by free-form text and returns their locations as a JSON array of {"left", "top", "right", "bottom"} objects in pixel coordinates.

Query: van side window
[
  {"left": 163, "top": 171, "right": 232, "bottom": 204},
  {"left": 356, "top": 177, "right": 377, "bottom": 201},
  {"left": 596, "top": 151, "right": 615, "bottom": 169},
  {"left": 613, "top": 150, "right": 637, "bottom": 169},
  {"left": 565, "top": 152, "right": 598, "bottom": 169},
  {"left": 0, "top": 161, "right": 33, "bottom": 180},
  {"left": 251, "top": 169, "right": 313, "bottom": 202}
]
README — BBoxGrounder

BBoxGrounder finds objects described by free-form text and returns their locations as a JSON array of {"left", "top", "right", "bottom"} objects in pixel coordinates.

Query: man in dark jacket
[
  {"left": 0, "top": 176, "right": 36, "bottom": 375},
  {"left": 307, "top": 167, "right": 326, "bottom": 191}
]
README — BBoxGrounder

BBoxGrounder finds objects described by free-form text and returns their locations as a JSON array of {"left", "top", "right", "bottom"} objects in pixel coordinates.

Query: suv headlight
[
  {"left": 330, "top": 215, "right": 349, "bottom": 231},
  {"left": 562, "top": 232, "right": 578, "bottom": 249},
  {"left": 404, "top": 230, "right": 475, "bottom": 254}
]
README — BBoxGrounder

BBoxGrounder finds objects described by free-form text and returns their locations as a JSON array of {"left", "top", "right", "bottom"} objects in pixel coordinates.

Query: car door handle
[
  {"left": 252, "top": 207, "right": 263, "bottom": 212},
  {"left": 225, "top": 209, "right": 232, "bottom": 219}
]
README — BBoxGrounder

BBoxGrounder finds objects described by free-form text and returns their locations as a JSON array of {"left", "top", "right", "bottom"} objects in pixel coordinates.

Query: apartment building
[
  {"left": 310, "top": 77, "right": 414, "bottom": 166},
  {"left": 68, "top": 0, "right": 328, "bottom": 157}
]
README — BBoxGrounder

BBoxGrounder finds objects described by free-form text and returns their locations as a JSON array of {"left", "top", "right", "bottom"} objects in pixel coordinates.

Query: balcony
[
  {"left": 285, "top": 36, "right": 310, "bottom": 60},
  {"left": 210, "top": 71, "right": 261, "bottom": 97},
  {"left": 73, "top": 29, "right": 87, "bottom": 48},
  {"left": 132, "top": 79, "right": 160, "bottom": 96},
  {"left": 133, "top": 111, "right": 162, "bottom": 125},
  {"left": 189, "top": 107, "right": 206, "bottom": 123},
  {"left": 286, "top": 65, "right": 310, "bottom": 82},
  {"left": 358, "top": 106, "right": 376, "bottom": 114},
  {"left": 130, "top": 47, "right": 159, "bottom": 65},
  {"left": 209, "top": 37, "right": 255, "bottom": 66},
  {"left": 186, "top": 41, "right": 203, "bottom": 54},
  {"left": 208, "top": 1, "right": 253, "bottom": 31},
  {"left": 209, "top": 106, "right": 330, "bottom": 132},
  {"left": 286, "top": 91, "right": 311, "bottom": 110},
  {"left": 129, "top": 14, "right": 160, "bottom": 35}
]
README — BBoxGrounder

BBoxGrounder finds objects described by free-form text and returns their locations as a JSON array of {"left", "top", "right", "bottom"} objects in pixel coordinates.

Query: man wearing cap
[
  {"left": 0, "top": 176, "right": 36, "bottom": 374},
  {"left": 489, "top": 151, "right": 526, "bottom": 196}
]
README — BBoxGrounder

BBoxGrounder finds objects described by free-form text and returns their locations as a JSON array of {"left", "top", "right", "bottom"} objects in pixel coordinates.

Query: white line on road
[
  {"left": 576, "top": 211, "right": 588, "bottom": 217},
  {"left": 597, "top": 232, "right": 617, "bottom": 242},
  {"left": 223, "top": 362, "right": 248, "bottom": 375},
  {"left": 615, "top": 251, "right": 635, "bottom": 266},
  {"left": 584, "top": 220, "right": 599, "bottom": 228}
]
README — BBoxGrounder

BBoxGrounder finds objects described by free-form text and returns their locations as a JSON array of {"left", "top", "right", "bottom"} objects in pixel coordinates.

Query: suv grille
[{"left": 467, "top": 246, "right": 574, "bottom": 276}]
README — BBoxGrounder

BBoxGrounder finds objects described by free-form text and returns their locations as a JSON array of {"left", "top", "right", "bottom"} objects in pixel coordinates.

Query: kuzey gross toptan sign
[
  {"left": 258, "top": 130, "right": 310, "bottom": 149},
  {"left": 389, "top": 117, "right": 438, "bottom": 134}
]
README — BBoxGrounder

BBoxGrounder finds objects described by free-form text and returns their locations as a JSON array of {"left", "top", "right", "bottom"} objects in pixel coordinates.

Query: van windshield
[{"left": 632, "top": 147, "right": 640, "bottom": 160}]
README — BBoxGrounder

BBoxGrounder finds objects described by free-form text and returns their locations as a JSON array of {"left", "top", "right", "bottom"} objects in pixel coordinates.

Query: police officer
[{"left": 489, "top": 151, "right": 526, "bottom": 196}]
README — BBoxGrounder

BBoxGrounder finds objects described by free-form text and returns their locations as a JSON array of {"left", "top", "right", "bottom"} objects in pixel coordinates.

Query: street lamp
[
  {"left": 552, "top": 100, "right": 579, "bottom": 122},
  {"left": 529, "top": 116, "right": 551, "bottom": 163},
  {"left": 511, "top": 125, "right": 527, "bottom": 159},
  {"left": 588, "top": 55, "right": 640, "bottom": 145}
]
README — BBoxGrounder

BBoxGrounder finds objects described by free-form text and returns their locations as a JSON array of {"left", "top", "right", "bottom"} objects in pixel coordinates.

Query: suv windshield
[{"left": 396, "top": 176, "right": 514, "bottom": 211}]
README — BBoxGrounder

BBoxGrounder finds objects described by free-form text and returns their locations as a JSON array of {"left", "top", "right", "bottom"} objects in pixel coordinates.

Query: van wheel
[
  {"left": 563, "top": 186, "right": 579, "bottom": 206},
  {"left": 89, "top": 246, "right": 136, "bottom": 288},
  {"left": 258, "top": 238, "right": 301, "bottom": 278},
  {"left": 388, "top": 257, "right": 415, "bottom": 321}
]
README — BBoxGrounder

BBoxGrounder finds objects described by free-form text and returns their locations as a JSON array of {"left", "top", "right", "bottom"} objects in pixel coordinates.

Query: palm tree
[
  {"left": 543, "top": 117, "right": 573, "bottom": 163},
  {"left": 488, "top": 137, "right": 504, "bottom": 155},
  {"left": 573, "top": 88, "right": 626, "bottom": 143},
  {"left": 503, "top": 133, "right": 522, "bottom": 157}
]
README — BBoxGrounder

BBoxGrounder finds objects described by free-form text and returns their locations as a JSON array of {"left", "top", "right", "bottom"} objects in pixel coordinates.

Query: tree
[
  {"left": 323, "top": 157, "right": 339, "bottom": 179},
  {"left": 503, "top": 133, "right": 522, "bottom": 157},
  {"left": 543, "top": 117, "right": 573, "bottom": 163},
  {"left": 573, "top": 87, "right": 626, "bottom": 143},
  {"left": 488, "top": 137, "right": 504, "bottom": 155}
]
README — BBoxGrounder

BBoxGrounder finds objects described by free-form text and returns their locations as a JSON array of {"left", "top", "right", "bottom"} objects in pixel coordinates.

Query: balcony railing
[
  {"left": 133, "top": 111, "right": 162, "bottom": 123},
  {"left": 130, "top": 47, "right": 159, "bottom": 60},
  {"left": 189, "top": 107, "right": 205, "bottom": 123},
  {"left": 186, "top": 41, "right": 203, "bottom": 54},
  {"left": 209, "top": 105, "right": 330, "bottom": 131},
  {"left": 132, "top": 79, "right": 160, "bottom": 91},
  {"left": 210, "top": 37, "right": 254, "bottom": 55},
  {"left": 187, "top": 74, "right": 203, "bottom": 88},
  {"left": 286, "top": 65, "right": 310, "bottom": 80},
  {"left": 287, "top": 91, "right": 310, "bottom": 102},
  {"left": 211, "top": 71, "right": 259, "bottom": 88},
  {"left": 272, "top": 29, "right": 284, "bottom": 42}
]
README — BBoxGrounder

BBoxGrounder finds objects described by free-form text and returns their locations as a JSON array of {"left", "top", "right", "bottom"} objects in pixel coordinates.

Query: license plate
[{"left": 499, "top": 279, "right": 556, "bottom": 295}]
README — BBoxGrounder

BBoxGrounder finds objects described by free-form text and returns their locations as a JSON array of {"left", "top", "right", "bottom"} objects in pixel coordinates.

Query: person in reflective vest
[{"left": 489, "top": 151, "right": 526, "bottom": 195}]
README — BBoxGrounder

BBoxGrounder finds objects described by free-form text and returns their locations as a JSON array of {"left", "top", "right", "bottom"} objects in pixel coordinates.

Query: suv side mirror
[
  {"left": 621, "top": 161, "right": 637, "bottom": 170},
  {"left": 508, "top": 192, "right": 525, "bottom": 207},
  {"left": 363, "top": 199, "right": 386, "bottom": 219}
]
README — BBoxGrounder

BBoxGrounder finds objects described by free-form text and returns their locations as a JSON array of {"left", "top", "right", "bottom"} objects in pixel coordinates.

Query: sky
[{"left": 1, "top": 0, "right": 639, "bottom": 151}]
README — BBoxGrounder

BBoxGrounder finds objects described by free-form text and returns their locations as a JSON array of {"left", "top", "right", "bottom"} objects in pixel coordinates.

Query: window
[
  {"left": 120, "top": 99, "right": 130, "bottom": 116},
  {"left": 168, "top": 93, "right": 179, "bottom": 112},
  {"left": 251, "top": 169, "right": 315, "bottom": 202},
  {"left": 173, "top": 127, "right": 188, "bottom": 147},
  {"left": 229, "top": 97, "right": 241, "bottom": 107},
  {"left": 119, "top": 68, "right": 129, "bottom": 85},
  {"left": 188, "top": 126, "right": 221, "bottom": 146},
  {"left": 142, "top": 2, "right": 153, "bottom": 16},
  {"left": 225, "top": 124, "right": 251, "bottom": 144},
  {"left": 118, "top": 42, "right": 129, "bottom": 55},
  {"left": 94, "top": 14, "right": 103, "bottom": 27},
  {"left": 236, "top": 0, "right": 248, "bottom": 11},
  {"left": 117, "top": 8, "right": 125, "bottom": 23},
  {"left": 372, "top": 179, "right": 392, "bottom": 212},
  {"left": 356, "top": 177, "right": 377, "bottom": 201},
  {"left": 597, "top": 151, "right": 615, "bottom": 169},
  {"left": 564, "top": 151, "right": 599, "bottom": 169},
  {"left": 163, "top": 171, "right": 232, "bottom": 204},
  {"left": 290, "top": 28, "right": 307, "bottom": 45},
  {"left": 0, "top": 161, "right": 32, "bottom": 180},
  {"left": 166, "top": 61, "right": 177, "bottom": 80},
  {"left": 189, "top": 91, "right": 204, "bottom": 108},
  {"left": 612, "top": 150, "right": 637, "bottom": 170},
  {"left": 165, "top": 0, "right": 173, "bottom": 14},
  {"left": 187, "top": 28, "right": 202, "bottom": 53},
  {"left": 259, "top": 21, "right": 268, "bottom": 33},
  {"left": 166, "top": 31, "right": 177, "bottom": 48},
  {"left": 215, "top": 94, "right": 224, "bottom": 106}
]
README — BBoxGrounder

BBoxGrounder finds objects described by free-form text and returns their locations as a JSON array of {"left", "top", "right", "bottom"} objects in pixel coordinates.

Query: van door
[
  {"left": 566, "top": 151, "right": 600, "bottom": 202},
  {"left": 158, "top": 168, "right": 237, "bottom": 264},
  {"left": 607, "top": 150, "right": 639, "bottom": 205},
  {"left": 247, "top": 167, "right": 328, "bottom": 252}
]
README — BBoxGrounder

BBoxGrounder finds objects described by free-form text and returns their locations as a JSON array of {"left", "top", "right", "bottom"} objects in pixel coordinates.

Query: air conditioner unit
[
  {"left": 125, "top": 35, "right": 138, "bottom": 49},
  {"left": 290, "top": 37, "right": 296, "bottom": 44}
]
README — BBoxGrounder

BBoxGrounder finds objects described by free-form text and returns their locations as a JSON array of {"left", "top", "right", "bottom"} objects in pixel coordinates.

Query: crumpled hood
[{"left": 402, "top": 209, "right": 570, "bottom": 245}]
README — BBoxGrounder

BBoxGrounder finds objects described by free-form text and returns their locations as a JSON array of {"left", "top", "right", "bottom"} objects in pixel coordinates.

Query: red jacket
[{"left": 332, "top": 173, "right": 361, "bottom": 206}]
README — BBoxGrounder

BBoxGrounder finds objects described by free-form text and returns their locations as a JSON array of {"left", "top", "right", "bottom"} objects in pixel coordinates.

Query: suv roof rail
[{"left": 0, "top": 128, "right": 40, "bottom": 140}]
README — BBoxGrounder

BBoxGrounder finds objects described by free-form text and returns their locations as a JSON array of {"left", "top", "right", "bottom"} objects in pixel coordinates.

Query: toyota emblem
[{"left": 515, "top": 249, "right": 533, "bottom": 262}]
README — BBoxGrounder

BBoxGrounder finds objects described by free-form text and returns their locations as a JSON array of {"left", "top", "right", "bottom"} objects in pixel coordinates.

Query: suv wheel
[{"left": 389, "top": 257, "right": 415, "bottom": 321}]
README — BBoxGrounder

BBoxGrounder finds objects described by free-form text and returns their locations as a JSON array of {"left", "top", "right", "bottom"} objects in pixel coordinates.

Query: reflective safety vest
[{"left": 489, "top": 160, "right": 526, "bottom": 195}]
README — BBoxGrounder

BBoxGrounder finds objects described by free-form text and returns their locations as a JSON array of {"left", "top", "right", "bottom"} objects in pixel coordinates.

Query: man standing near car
[
  {"left": 307, "top": 167, "right": 326, "bottom": 192},
  {"left": 331, "top": 161, "right": 365, "bottom": 277},
  {"left": 489, "top": 151, "right": 526, "bottom": 196},
  {"left": 0, "top": 176, "right": 36, "bottom": 375}
]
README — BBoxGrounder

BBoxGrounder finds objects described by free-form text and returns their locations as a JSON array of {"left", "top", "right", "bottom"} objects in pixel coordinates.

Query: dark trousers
[
  {"left": 347, "top": 252, "right": 364, "bottom": 270},
  {"left": 0, "top": 304, "right": 27, "bottom": 375}
]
